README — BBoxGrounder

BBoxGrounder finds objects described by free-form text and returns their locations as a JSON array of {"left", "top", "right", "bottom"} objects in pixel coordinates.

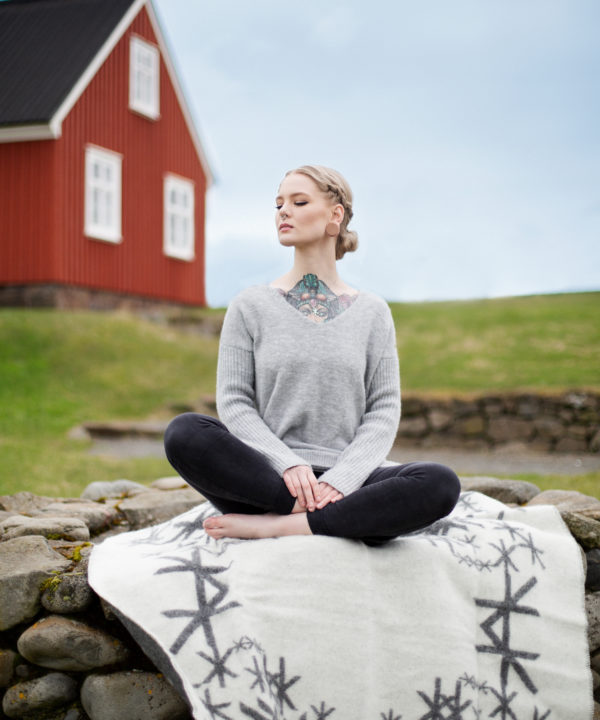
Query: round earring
[{"left": 326, "top": 221, "right": 340, "bottom": 237}]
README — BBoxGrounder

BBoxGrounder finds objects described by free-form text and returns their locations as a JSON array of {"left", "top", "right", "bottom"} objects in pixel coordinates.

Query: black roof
[{"left": 0, "top": 0, "right": 137, "bottom": 126}]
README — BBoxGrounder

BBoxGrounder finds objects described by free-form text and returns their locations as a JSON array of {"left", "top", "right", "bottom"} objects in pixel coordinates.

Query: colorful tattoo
[{"left": 278, "top": 273, "right": 358, "bottom": 323}]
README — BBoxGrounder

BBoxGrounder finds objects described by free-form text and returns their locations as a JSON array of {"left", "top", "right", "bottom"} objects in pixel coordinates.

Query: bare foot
[{"left": 203, "top": 512, "right": 311, "bottom": 540}]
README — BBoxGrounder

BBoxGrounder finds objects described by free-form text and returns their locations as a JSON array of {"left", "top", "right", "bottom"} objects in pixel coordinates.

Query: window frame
[
  {"left": 129, "top": 35, "right": 160, "bottom": 120},
  {"left": 84, "top": 145, "right": 123, "bottom": 244},
  {"left": 163, "top": 174, "right": 195, "bottom": 262}
]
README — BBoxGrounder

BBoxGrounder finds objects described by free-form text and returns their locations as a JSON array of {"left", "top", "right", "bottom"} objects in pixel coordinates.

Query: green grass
[
  {"left": 390, "top": 291, "right": 600, "bottom": 394},
  {"left": 0, "top": 309, "right": 218, "bottom": 496},
  {"left": 0, "top": 291, "right": 598, "bottom": 498}
]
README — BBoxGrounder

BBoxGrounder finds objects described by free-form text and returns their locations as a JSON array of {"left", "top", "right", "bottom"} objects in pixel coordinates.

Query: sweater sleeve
[
  {"left": 216, "top": 295, "right": 310, "bottom": 475},
  {"left": 316, "top": 314, "right": 401, "bottom": 496}
]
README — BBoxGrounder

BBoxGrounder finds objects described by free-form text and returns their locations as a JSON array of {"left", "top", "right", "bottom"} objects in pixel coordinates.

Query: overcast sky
[{"left": 153, "top": 0, "right": 600, "bottom": 307}]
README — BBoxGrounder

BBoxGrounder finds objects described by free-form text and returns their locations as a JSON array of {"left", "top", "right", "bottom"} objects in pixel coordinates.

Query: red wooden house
[{"left": 0, "top": 0, "right": 212, "bottom": 308}]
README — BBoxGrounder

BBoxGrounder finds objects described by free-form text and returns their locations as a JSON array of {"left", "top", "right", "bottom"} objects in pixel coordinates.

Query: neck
[{"left": 290, "top": 243, "right": 339, "bottom": 289}]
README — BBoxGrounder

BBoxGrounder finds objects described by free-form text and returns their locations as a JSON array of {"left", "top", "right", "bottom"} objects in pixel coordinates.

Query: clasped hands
[{"left": 282, "top": 465, "right": 343, "bottom": 512}]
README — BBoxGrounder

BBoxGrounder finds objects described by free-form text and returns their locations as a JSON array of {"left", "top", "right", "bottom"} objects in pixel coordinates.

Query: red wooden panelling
[
  {"left": 0, "top": 140, "right": 57, "bottom": 282},
  {"left": 1, "top": 3, "right": 207, "bottom": 306}
]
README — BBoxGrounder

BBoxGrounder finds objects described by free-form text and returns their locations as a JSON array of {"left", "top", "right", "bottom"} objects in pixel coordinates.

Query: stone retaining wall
[
  {"left": 1, "top": 478, "right": 599, "bottom": 719},
  {"left": 396, "top": 390, "right": 600, "bottom": 453}
]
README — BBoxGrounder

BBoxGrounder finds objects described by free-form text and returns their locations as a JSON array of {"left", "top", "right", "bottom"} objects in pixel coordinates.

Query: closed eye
[{"left": 275, "top": 200, "right": 308, "bottom": 209}]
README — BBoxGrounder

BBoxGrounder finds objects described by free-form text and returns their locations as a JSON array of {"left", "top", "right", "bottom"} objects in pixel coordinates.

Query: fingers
[
  {"left": 282, "top": 466, "right": 320, "bottom": 511},
  {"left": 315, "top": 481, "right": 343, "bottom": 509}
]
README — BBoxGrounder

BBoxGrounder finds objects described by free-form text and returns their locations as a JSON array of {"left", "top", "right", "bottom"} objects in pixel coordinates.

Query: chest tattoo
[{"left": 277, "top": 273, "right": 358, "bottom": 323}]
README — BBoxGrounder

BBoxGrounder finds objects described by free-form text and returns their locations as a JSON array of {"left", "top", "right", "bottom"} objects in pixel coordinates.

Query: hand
[
  {"left": 315, "top": 481, "right": 344, "bottom": 509},
  {"left": 282, "top": 465, "right": 320, "bottom": 511}
]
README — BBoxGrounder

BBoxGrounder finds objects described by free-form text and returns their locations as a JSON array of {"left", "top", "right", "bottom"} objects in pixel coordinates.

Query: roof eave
[
  {"left": 0, "top": 122, "right": 60, "bottom": 143},
  {"left": 1, "top": 0, "right": 214, "bottom": 186},
  {"left": 145, "top": 1, "right": 214, "bottom": 187}
]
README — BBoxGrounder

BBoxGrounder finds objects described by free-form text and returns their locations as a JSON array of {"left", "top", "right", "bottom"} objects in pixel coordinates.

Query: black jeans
[{"left": 164, "top": 413, "right": 461, "bottom": 545}]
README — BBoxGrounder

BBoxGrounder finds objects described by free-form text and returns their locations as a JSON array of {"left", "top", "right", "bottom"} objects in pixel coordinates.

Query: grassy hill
[{"left": 0, "top": 292, "right": 598, "bottom": 498}]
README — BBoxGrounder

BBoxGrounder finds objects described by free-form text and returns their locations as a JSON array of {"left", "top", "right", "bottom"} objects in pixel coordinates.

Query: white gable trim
[
  {"left": 0, "top": 0, "right": 213, "bottom": 185},
  {"left": 53, "top": 0, "right": 148, "bottom": 127},
  {"left": 144, "top": 2, "right": 213, "bottom": 186}
]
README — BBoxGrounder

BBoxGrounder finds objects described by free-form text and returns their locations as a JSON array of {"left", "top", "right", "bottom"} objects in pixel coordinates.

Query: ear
[{"left": 330, "top": 203, "right": 344, "bottom": 224}]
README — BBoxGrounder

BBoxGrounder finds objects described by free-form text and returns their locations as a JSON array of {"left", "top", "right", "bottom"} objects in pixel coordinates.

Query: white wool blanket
[{"left": 88, "top": 492, "right": 593, "bottom": 720}]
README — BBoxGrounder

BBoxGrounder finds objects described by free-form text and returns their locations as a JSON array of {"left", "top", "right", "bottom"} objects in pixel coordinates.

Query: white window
[
  {"left": 129, "top": 36, "right": 160, "bottom": 119},
  {"left": 84, "top": 146, "right": 122, "bottom": 243},
  {"left": 164, "top": 175, "right": 195, "bottom": 261}
]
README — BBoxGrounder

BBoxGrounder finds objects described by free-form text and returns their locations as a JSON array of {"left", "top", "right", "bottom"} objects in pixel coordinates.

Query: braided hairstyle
[{"left": 284, "top": 165, "right": 359, "bottom": 260}]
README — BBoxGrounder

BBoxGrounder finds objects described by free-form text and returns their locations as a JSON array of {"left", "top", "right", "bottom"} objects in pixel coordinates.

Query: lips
[{"left": 279, "top": 223, "right": 292, "bottom": 231}]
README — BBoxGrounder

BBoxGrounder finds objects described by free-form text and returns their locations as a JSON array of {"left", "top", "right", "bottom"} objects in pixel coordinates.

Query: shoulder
[
  {"left": 225, "top": 285, "right": 272, "bottom": 317},
  {"left": 355, "top": 291, "right": 394, "bottom": 326}
]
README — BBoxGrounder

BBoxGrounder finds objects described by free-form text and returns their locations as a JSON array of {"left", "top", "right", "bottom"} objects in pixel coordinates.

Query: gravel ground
[
  {"left": 389, "top": 443, "right": 600, "bottom": 476},
  {"left": 89, "top": 436, "right": 600, "bottom": 477}
]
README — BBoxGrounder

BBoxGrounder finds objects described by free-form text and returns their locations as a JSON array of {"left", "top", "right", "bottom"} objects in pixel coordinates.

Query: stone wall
[
  {"left": 396, "top": 390, "right": 600, "bottom": 453},
  {"left": 0, "top": 478, "right": 599, "bottom": 719}
]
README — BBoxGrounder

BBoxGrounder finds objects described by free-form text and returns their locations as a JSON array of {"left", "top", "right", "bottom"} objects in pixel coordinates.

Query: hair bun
[{"left": 336, "top": 229, "right": 358, "bottom": 260}]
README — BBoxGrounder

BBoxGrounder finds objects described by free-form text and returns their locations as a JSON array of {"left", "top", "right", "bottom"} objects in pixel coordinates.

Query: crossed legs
[{"left": 164, "top": 413, "right": 461, "bottom": 544}]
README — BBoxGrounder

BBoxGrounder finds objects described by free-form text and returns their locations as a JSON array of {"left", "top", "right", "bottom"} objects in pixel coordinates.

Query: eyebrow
[{"left": 275, "top": 191, "right": 310, "bottom": 202}]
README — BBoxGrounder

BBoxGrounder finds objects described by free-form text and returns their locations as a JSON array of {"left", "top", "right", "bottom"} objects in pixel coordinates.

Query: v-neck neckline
[{"left": 264, "top": 284, "right": 363, "bottom": 328}]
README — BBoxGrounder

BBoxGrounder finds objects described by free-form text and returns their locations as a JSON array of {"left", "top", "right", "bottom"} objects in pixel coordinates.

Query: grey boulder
[
  {"left": 586, "top": 592, "right": 600, "bottom": 653},
  {"left": 459, "top": 476, "right": 540, "bottom": 504},
  {"left": 38, "top": 501, "right": 118, "bottom": 534},
  {"left": 526, "top": 490, "right": 600, "bottom": 520},
  {"left": 81, "top": 479, "right": 148, "bottom": 502},
  {"left": 2, "top": 672, "right": 77, "bottom": 718},
  {"left": 0, "top": 536, "right": 71, "bottom": 630},
  {"left": 18, "top": 615, "right": 130, "bottom": 671},
  {"left": 0, "top": 514, "right": 90, "bottom": 542},
  {"left": 41, "top": 571, "right": 94, "bottom": 614},
  {"left": 561, "top": 512, "right": 600, "bottom": 551},
  {"left": 118, "top": 488, "right": 204, "bottom": 529},
  {"left": 81, "top": 671, "right": 190, "bottom": 720}
]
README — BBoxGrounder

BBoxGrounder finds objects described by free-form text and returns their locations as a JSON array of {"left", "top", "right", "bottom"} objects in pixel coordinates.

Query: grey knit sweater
[{"left": 216, "top": 285, "right": 401, "bottom": 496}]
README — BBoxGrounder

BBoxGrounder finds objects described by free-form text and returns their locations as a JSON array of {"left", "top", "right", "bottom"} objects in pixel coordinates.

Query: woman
[{"left": 164, "top": 165, "right": 460, "bottom": 544}]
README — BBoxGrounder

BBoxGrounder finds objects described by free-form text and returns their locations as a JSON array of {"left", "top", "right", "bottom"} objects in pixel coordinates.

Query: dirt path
[
  {"left": 89, "top": 435, "right": 600, "bottom": 477},
  {"left": 389, "top": 443, "right": 600, "bottom": 476}
]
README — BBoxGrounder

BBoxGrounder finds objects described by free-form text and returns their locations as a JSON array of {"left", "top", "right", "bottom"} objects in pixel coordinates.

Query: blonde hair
[{"left": 284, "top": 165, "right": 359, "bottom": 260}]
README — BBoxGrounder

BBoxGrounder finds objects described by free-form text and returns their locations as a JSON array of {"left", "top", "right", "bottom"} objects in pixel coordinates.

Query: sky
[{"left": 153, "top": 0, "right": 600, "bottom": 307}]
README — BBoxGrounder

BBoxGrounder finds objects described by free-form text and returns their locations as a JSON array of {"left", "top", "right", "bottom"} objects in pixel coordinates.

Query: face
[{"left": 275, "top": 173, "right": 342, "bottom": 249}]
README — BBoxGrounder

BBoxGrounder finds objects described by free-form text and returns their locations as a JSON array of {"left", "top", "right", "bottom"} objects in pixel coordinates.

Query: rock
[
  {"left": 397, "top": 417, "right": 428, "bottom": 438},
  {"left": 2, "top": 672, "right": 77, "bottom": 718},
  {"left": 561, "top": 512, "right": 600, "bottom": 551},
  {"left": 81, "top": 671, "right": 190, "bottom": 720},
  {"left": 455, "top": 416, "right": 486, "bottom": 436},
  {"left": 0, "top": 536, "right": 71, "bottom": 630},
  {"left": 594, "top": 701, "right": 600, "bottom": 720},
  {"left": 0, "top": 491, "right": 63, "bottom": 514},
  {"left": 592, "top": 650, "right": 600, "bottom": 674},
  {"left": 487, "top": 417, "right": 533, "bottom": 443},
  {"left": 38, "top": 501, "right": 119, "bottom": 535},
  {"left": 593, "top": 668, "right": 600, "bottom": 692},
  {"left": 555, "top": 436, "right": 589, "bottom": 453},
  {"left": 588, "top": 549, "right": 600, "bottom": 592},
  {"left": 150, "top": 477, "right": 188, "bottom": 491},
  {"left": 41, "top": 571, "right": 94, "bottom": 614},
  {"left": 17, "top": 615, "right": 130, "bottom": 671},
  {"left": 586, "top": 592, "right": 600, "bottom": 653},
  {"left": 533, "top": 416, "right": 564, "bottom": 440},
  {"left": 81, "top": 480, "right": 148, "bottom": 502},
  {"left": 526, "top": 490, "right": 600, "bottom": 520},
  {"left": 0, "top": 515, "right": 90, "bottom": 542},
  {"left": 459, "top": 477, "right": 540, "bottom": 505},
  {"left": 118, "top": 488, "right": 204, "bottom": 529},
  {"left": 428, "top": 410, "right": 453, "bottom": 431},
  {"left": 0, "top": 649, "right": 19, "bottom": 687},
  {"left": 590, "top": 428, "right": 600, "bottom": 452}
]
